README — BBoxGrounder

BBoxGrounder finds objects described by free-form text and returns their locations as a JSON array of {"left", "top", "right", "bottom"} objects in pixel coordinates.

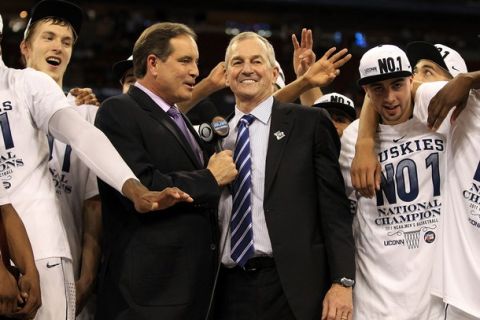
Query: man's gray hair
[{"left": 225, "top": 32, "right": 276, "bottom": 68}]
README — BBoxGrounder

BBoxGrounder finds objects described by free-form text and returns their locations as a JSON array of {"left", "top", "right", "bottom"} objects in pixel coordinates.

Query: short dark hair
[
  {"left": 24, "top": 17, "right": 77, "bottom": 45},
  {"left": 132, "top": 22, "right": 196, "bottom": 79}
]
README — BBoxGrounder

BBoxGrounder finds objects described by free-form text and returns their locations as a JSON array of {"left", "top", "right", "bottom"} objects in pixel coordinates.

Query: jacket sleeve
[
  {"left": 94, "top": 97, "right": 221, "bottom": 207},
  {"left": 314, "top": 111, "right": 355, "bottom": 281}
]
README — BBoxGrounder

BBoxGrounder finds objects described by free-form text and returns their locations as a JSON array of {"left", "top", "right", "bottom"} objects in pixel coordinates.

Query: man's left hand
[
  {"left": 122, "top": 179, "right": 194, "bottom": 213},
  {"left": 139, "top": 188, "right": 194, "bottom": 212},
  {"left": 321, "top": 284, "right": 352, "bottom": 320}
]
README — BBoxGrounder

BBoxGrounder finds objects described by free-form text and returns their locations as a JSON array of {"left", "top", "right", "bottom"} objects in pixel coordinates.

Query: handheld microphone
[
  {"left": 198, "top": 116, "right": 229, "bottom": 152},
  {"left": 200, "top": 116, "right": 231, "bottom": 320}
]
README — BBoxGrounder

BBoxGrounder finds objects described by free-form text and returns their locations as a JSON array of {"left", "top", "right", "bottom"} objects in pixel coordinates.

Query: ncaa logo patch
[{"left": 424, "top": 231, "right": 436, "bottom": 244}]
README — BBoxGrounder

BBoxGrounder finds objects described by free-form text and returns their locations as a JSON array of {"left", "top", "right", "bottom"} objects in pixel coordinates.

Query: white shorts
[
  {"left": 35, "top": 257, "right": 76, "bottom": 320},
  {"left": 445, "top": 304, "right": 480, "bottom": 320}
]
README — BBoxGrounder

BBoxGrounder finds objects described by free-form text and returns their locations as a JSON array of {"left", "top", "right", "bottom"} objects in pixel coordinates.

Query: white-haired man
[{"left": 215, "top": 31, "right": 355, "bottom": 320}]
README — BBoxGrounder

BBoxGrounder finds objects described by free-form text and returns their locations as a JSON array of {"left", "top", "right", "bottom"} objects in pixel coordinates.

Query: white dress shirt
[{"left": 218, "top": 96, "right": 274, "bottom": 267}]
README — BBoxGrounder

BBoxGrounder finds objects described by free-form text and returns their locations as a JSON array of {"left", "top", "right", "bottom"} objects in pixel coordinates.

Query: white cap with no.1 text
[
  {"left": 313, "top": 92, "right": 356, "bottom": 121},
  {"left": 434, "top": 44, "right": 467, "bottom": 77},
  {"left": 314, "top": 93, "right": 355, "bottom": 108},
  {"left": 406, "top": 41, "right": 468, "bottom": 78},
  {"left": 358, "top": 44, "right": 412, "bottom": 86}
]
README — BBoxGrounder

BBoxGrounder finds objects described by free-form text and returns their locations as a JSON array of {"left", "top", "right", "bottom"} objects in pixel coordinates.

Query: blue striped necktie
[{"left": 231, "top": 114, "right": 256, "bottom": 267}]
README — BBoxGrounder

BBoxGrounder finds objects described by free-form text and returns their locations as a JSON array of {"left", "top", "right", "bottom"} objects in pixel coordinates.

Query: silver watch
[{"left": 334, "top": 277, "right": 355, "bottom": 287}]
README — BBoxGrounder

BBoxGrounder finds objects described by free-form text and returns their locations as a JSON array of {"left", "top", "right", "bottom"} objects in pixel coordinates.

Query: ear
[
  {"left": 362, "top": 85, "right": 370, "bottom": 98},
  {"left": 146, "top": 54, "right": 158, "bottom": 76},
  {"left": 224, "top": 66, "right": 230, "bottom": 87},
  {"left": 272, "top": 66, "right": 279, "bottom": 85},
  {"left": 20, "top": 40, "right": 29, "bottom": 59},
  {"left": 411, "top": 78, "right": 422, "bottom": 99}
]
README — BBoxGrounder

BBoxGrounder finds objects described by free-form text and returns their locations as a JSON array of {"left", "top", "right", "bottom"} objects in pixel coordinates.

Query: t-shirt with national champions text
[{"left": 340, "top": 101, "right": 446, "bottom": 319}]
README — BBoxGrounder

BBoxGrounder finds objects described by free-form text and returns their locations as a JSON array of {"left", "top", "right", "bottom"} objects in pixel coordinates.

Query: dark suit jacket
[
  {"left": 94, "top": 86, "right": 221, "bottom": 320},
  {"left": 257, "top": 99, "right": 355, "bottom": 320}
]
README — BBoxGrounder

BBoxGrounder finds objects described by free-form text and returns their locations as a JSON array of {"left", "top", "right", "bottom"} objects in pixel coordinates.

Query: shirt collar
[
  {"left": 233, "top": 96, "right": 273, "bottom": 126},
  {"left": 134, "top": 82, "right": 174, "bottom": 113}
]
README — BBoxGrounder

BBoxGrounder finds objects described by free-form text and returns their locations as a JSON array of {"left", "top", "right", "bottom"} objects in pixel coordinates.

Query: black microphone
[{"left": 198, "top": 116, "right": 229, "bottom": 152}]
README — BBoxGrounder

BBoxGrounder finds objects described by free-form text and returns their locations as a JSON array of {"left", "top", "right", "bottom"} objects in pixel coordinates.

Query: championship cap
[
  {"left": 112, "top": 55, "right": 133, "bottom": 82},
  {"left": 358, "top": 45, "right": 412, "bottom": 86},
  {"left": 25, "top": 0, "right": 83, "bottom": 39},
  {"left": 313, "top": 93, "right": 356, "bottom": 121},
  {"left": 406, "top": 41, "right": 467, "bottom": 77},
  {"left": 274, "top": 60, "right": 286, "bottom": 89}
]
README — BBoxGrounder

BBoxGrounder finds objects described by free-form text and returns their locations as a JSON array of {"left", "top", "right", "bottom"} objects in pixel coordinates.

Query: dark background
[{"left": 2, "top": 0, "right": 479, "bottom": 112}]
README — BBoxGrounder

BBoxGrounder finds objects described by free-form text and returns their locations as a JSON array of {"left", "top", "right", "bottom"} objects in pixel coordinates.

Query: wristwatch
[{"left": 333, "top": 277, "right": 355, "bottom": 288}]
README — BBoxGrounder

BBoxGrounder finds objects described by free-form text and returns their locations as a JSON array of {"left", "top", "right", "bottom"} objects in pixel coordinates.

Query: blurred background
[{"left": 2, "top": 0, "right": 479, "bottom": 115}]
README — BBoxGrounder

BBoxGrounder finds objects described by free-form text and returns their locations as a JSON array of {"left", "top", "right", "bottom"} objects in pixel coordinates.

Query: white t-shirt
[
  {"left": 340, "top": 115, "right": 445, "bottom": 319},
  {"left": 0, "top": 59, "right": 71, "bottom": 260},
  {"left": 48, "top": 104, "right": 99, "bottom": 277},
  {"left": 0, "top": 181, "right": 10, "bottom": 205},
  {"left": 416, "top": 82, "right": 480, "bottom": 318}
]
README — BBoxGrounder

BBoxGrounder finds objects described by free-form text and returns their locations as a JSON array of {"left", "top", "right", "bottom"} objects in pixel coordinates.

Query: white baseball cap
[
  {"left": 406, "top": 41, "right": 467, "bottom": 77},
  {"left": 0, "top": 14, "right": 3, "bottom": 34},
  {"left": 358, "top": 45, "right": 412, "bottom": 86},
  {"left": 274, "top": 60, "right": 286, "bottom": 89},
  {"left": 313, "top": 93, "right": 356, "bottom": 121}
]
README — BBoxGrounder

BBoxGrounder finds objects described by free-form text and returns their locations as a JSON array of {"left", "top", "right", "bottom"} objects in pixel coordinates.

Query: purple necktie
[{"left": 167, "top": 107, "right": 203, "bottom": 165}]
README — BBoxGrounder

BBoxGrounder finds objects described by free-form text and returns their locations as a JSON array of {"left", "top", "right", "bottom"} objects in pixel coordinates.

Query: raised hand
[
  {"left": 303, "top": 47, "right": 352, "bottom": 89},
  {"left": 292, "top": 28, "right": 316, "bottom": 77},
  {"left": 177, "top": 61, "right": 227, "bottom": 113},
  {"left": 205, "top": 62, "right": 227, "bottom": 92}
]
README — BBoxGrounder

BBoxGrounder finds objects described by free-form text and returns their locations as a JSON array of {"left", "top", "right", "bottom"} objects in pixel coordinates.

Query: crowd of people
[{"left": 0, "top": 0, "right": 478, "bottom": 320}]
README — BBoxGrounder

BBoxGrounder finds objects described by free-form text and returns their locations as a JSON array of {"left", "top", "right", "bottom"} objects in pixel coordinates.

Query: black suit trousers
[{"left": 213, "top": 265, "right": 296, "bottom": 320}]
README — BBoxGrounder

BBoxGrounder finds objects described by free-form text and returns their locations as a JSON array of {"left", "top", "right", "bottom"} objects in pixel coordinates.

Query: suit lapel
[
  {"left": 264, "top": 100, "right": 295, "bottom": 195},
  {"left": 128, "top": 86, "right": 203, "bottom": 168},
  {"left": 182, "top": 113, "right": 209, "bottom": 166}
]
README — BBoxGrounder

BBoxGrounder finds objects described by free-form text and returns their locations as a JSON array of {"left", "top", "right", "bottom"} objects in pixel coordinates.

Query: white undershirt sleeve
[{"left": 48, "top": 107, "right": 137, "bottom": 194}]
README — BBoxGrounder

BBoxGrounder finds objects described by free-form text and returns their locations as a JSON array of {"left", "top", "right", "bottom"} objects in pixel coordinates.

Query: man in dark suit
[
  {"left": 94, "top": 22, "right": 237, "bottom": 320},
  {"left": 214, "top": 32, "right": 355, "bottom": 320}
]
